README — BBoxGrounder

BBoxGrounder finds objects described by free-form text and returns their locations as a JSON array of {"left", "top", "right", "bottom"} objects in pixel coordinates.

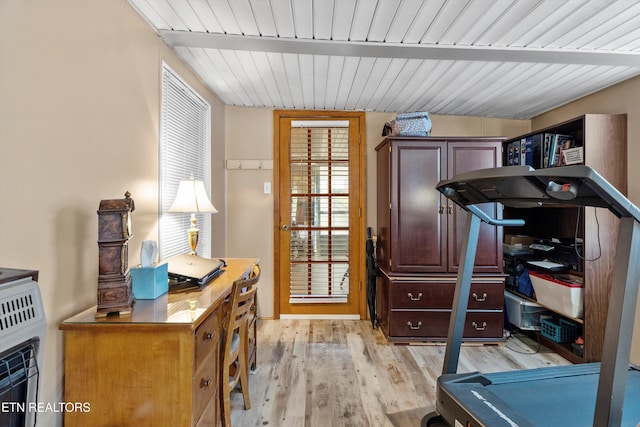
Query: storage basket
[{"left": 540, "top": 318, "right": 577, "bottom": 343}]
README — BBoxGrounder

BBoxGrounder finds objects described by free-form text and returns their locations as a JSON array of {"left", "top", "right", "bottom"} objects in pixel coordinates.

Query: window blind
[{"left": 159, "top": 64, "right": 211, "bottom": 260}]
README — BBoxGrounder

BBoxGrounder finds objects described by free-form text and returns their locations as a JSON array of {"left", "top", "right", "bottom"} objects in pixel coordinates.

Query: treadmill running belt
[{"left": 438, "top": 364, "right": 640, "bottom": 426}]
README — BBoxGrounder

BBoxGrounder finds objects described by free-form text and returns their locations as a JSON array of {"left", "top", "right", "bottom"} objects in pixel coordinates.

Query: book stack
[{"left": 506, "top": 133, "right": 580, "bottom": 168}]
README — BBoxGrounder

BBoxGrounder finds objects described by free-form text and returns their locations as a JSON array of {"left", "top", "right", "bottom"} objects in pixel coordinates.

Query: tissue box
[{"left": 131, "top": 263, "right": 168, "bottom": 299}]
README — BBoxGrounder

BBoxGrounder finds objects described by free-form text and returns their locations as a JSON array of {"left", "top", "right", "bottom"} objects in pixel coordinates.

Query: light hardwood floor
[{"left": 230, "top": 320, "right": 570, "bottom": 427}]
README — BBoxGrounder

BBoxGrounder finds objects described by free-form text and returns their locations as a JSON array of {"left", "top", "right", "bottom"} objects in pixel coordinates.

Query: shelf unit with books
[{"left": 501, "top": 114, "right": 627, "bottom": 363}]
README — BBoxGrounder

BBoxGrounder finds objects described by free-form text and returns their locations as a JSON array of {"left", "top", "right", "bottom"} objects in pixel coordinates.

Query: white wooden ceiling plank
[
  {"left": 168, "top": 0, "right": 206, "bottom": 32},
  {"left": 234, "top": 51, "right": 274, "bottom": 106},
  {"left": 485, "top": 63, "right": 570, "bottom": 117},
  {"left": 298, "top": 54, "right": 315, "bottom": 109},
  {"left": 313, "top": 55, "right": 330, "bottom": 109},
  {"left": 350, "top": 0, "right": 378, "bottom": 42},
  {"left": 367, "top": 0, "right": 401, "bottom": 42},
  {"left": 227, "top": 0, "right": 260, "bottom": 35},
  {"left": 218, "top": 49, "right": 263, "bottom": 105},
  {"left": 204, "top": 49, "right": 254, "bottom": 105},
  {"left": 146, "top": 0, "right": 189, "bottom": 30},
  {"left": 250, "top": 51, "right": 285, "bottom": 107},
  {"left": 377, "top": 59, "right": 425, "bottom": 112},
  {"left": 355, "top": 57, "right": 393, "bottom": 109},
  {"left": 249, "top": 0, "right": 278, "bottom": 37},
  {"left": 588, "top": 12, "right": 640, "bottom": 51},
  {"left": 469, "top": 64, "right": 572, "bottom": 118},
  {"left": 515, "top": 66, "right": 639, "bottom": 118},
  {"left": 610, "top": 35, "right": 640, "bottom": 52},
  {"left": 562, "top": 3, "right": 640, "bottom": 50},
  {"left": 344, "top": 57, "right": 377, "bottom": 110},
  {"left": 402, "top": 0, "right": 445, "bottom": 43},
  {"left": 395, "top": 59, "right": 455, "bottom": 113},
  {"left": 544, "top": 2, "right": 633, "bottom": 49},
  {"left": 324, "top": 56, "right": 346, "bottom": 109},
  {"left": 282, "top": 53, "right": 304, "bottom": 108},
  {"left": 420, "top": 0, "right": 472, "bottom": 44},
  {"left": 187, "top": 0, "right": 224, "bottom": 33},
  {"left": 334, "top": 57, "right": 361, "bottom": 109},
  {"left": 428, "top": 61, "right": 504, "bottom": 114},
  {"left": 365, "top": 58, "right": 409, "bottom": 111},
  {"left": 331, "top": 0, "right": 357, "bottom": 41},
  {"left": 459, "top": 62, "right": 539, "bottom": 116},
  {"left": 270, "top": 0, "right": 296, "bottom": 37},
  {"left": 313, "top": 0, "right": 334, "bottom": 40},
  {"left": 179, "top": 47, "right": 240, "bottom": 104},
  {"left": 272, "top": 52, "right": 297, "bottom": 108},
  {"left": 419, "top": 61, "right": 502, "bottom": 114},
  {"left": 507, "top": 0, "right": 588, "bottom": 48},
  {"left": 525, "top": 1, "right": 598, "bottom": 48},
  {"left": 128, "top": 0, "right": 172, "bottom": 30},
  {"left": 438, "top": 1, "right": 497, "bottom": 46},
  {"left": 209, "top": 0, "right": 243, "bottom": 34},
  {"left": 384, "top": 0, "right": 425, "bottom": 43},
  {"left": 471, "top": 0, "right": 541, "bottom": 47},
  {"left": 291, "top": 0, "right": 313, "bottom": 39}
]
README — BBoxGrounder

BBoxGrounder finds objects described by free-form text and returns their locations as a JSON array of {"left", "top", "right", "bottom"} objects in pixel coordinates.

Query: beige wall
[
  {"left": 0, "top": 1, "right": 225, "bottom": 425},
  {"left": 225, "top": 108, "right": 529, "bottom": 318},
  {"left": 531, "top": 75, "right": 640, "bottom": 365}
]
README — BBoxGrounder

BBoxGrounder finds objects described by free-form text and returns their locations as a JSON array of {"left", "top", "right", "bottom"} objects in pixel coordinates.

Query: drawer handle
[
  {"left": 204, "top": 331, "right": 215, "bottom": 341},
  {"left": 472, "top": 321, "right": 487, "bottom": 331},
  {"left": 406, "top": 321, "right": 422, "bottom": 330},
  {"left": 407, "top": 292, "right": 422, "bottom": 301},
  {"left": 200, "top": 377, "right": 212, "bottom": 389},
  {"left": 472, "top": 292, "right": 488, "bottom": 302}
]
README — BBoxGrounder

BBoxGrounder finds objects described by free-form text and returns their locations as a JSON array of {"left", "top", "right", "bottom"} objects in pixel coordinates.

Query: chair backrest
[{"left": 223, "top": 265, "right": 260, "bottom": 344}]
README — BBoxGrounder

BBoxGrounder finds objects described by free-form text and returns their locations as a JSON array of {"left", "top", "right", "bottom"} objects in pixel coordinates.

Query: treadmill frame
[{"left": 431, "top": 165, "right": 640, "bottom": 427}]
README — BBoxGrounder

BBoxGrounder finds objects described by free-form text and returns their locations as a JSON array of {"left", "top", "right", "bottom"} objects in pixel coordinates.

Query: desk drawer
[
  {"left": 195, "top": 311, "right": 219, "bottom": 368},
  {"left": 388, "top": 310, "right": 503, "bottom": 339},
  {"left": 390, "top": 280, "right": 503, "bottom": 310},
  {"left": 192, "top": 348, "right": 217, "bottom": 423}
]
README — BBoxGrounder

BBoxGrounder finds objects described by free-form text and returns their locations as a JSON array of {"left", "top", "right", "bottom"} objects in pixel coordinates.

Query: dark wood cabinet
[{"left": 376, "top": 137, "right": 505, "bottom": 342}]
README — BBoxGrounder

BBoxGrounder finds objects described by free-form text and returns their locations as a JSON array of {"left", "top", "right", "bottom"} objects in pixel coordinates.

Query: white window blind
[{"left": 159, "top": 64, "right": 211, "bottom": 260}]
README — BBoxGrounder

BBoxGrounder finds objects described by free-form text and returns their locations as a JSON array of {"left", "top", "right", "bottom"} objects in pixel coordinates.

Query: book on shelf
[{"left": 541, "top": 133, "right": 575, "bottom": 167}]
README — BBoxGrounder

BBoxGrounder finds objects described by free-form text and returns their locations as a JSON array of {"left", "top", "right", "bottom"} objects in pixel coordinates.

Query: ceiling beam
[{"left": 160, "top": 30, "right": 640, "bottom": 67}]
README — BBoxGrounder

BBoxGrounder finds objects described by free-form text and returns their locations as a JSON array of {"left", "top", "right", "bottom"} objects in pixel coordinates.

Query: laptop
[{"left": 165, "top": 254, "right": 225, "bottom": 286}]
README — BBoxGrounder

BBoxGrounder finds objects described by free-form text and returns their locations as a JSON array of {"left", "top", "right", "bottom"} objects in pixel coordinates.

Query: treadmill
[{"left": 422, "top": 165, "right": 640, "bottom": 427}]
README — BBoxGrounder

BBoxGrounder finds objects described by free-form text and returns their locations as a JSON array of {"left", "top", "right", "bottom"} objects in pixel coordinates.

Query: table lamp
[{"left": 168, "top": 179, "right": 217, "bottom": 255}]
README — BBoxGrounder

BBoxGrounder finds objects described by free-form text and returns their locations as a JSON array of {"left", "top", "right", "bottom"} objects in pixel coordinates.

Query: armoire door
[
  {"left": 389, "top": 140, "right": 447, "bottom": 273},
  {"left": 447, "top": 139, "right": 504, "bottom": 273}
]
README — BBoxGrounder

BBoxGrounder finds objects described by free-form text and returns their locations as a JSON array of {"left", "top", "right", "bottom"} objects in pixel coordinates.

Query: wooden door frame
[{"left": 273, "top": 110, "right": 367, "bottom": 319}]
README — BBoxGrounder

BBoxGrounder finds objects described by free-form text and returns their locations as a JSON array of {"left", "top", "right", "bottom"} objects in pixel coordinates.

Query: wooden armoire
[{"left": 375, "top": 136, "right": 506, "bottom": 343}]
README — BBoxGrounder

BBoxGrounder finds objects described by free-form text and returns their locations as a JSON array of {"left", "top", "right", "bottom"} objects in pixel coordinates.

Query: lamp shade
[{"left": 168, "top": 179, "right": 218, "bottom": 213}]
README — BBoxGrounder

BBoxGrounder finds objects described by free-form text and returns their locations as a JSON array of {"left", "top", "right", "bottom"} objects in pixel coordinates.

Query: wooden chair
[{"left": 220, "top": 264, "right": 260, "bottom": 427}]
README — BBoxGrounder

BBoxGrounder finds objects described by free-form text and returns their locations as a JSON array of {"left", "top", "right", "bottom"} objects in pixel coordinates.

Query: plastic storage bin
[
  {"left": 529, "top": 271, "right": 584, "bottom": 319},
  {"left": 540, "top": 317, "right": 578, "bottom": 343},
  {"left": 504, "top": 291, "right": 551, "bottom": 331}
]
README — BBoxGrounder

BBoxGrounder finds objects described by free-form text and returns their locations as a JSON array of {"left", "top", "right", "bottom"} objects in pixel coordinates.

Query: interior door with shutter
[{"left": 274, "top": 111, "right": 365, "bottom": 317}]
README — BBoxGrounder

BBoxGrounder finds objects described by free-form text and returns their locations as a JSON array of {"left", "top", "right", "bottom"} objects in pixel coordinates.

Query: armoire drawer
[
  {"left": 390, "top": 281, "right": 504, "bottom": 310},
  {"left": 388, "top": 310, "right": 503, "bottom": 339}
]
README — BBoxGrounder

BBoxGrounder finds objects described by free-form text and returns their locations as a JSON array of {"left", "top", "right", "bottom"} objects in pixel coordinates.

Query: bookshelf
[{"left": 501, "top": 114, "right": 627, "bottom": 363}]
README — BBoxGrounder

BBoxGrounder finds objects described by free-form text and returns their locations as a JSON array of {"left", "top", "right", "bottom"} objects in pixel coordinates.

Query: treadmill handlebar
[{"left": 466, "top": 204, "right": 525, "bottom": 227}]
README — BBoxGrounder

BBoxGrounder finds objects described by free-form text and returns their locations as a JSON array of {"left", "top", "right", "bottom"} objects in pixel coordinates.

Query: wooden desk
[{"left": 59, "top": 258, "right": 258, "bottom": 427}]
